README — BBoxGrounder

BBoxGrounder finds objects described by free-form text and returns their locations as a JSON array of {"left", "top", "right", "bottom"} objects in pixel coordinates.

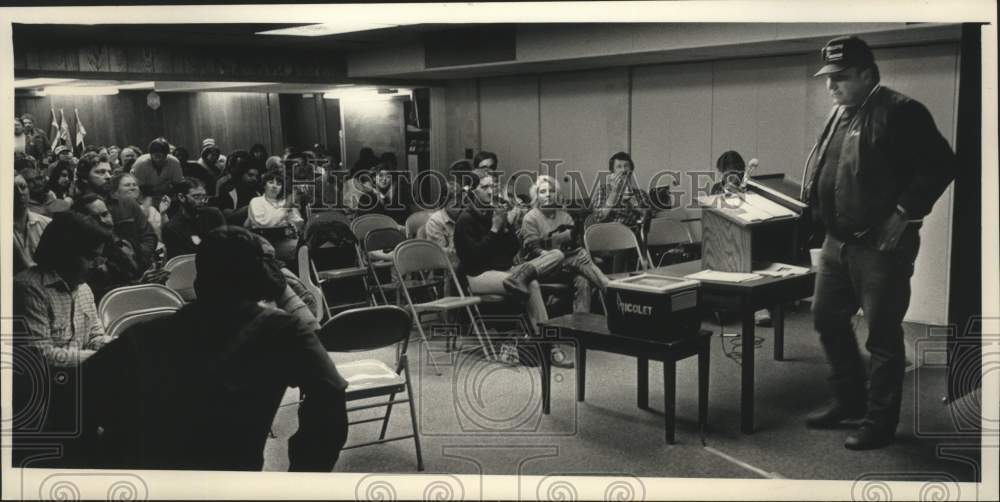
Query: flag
[
  {"left": 74, "top": 108, "right": 87, "bottom": 150},
  {"left": 55, "top": 109, "right": 71, "bottom": 149},
  {"left": 49, "top": 108, "right": 60, "bottom": 150}
]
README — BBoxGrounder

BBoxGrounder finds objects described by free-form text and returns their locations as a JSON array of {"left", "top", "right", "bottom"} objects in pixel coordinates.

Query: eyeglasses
[{"left": 188, "top": 193, "right": 209, "bottom": 201}]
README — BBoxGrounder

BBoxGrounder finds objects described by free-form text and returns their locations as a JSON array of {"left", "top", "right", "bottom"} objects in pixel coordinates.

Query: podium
[{"left": 698, "top": 181, "right": 807, "bottom": 273}]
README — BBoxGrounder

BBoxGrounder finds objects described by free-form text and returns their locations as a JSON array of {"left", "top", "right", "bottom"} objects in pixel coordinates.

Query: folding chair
[
  {"left": 351, "top": 214, "right": 399, "bottom": 300},
  {"left": 297, "top": 244, "right": 368, "bottom": 315},
  {"left": 404, "top": 210, "right": 434, "bottom": 239},
  {"left": 164, "top": 254, "right": 197, "bottom": 302},
  {"left": 584, "top": 222, "right": 649, "bottom": 273},
  {"left": 106, "top": 306, "right": 178, "bottom": 339},
  {"left": 98, "top": 284, "right": 185, "bottom": 332},
  {"left": 363, "top": 227, "right": 444, "bottom": 305},
  {"left": 394, "top": 239, "right": 496, "bottom": 373},
  {"left": 295, "top": 245, "right": 332, "bottom": 323},
  {"left": 317, "top": 305, "right": 423, "bottom": 471},
  {"left": 644, "top": 217, "right": 694, "bottom": 267}
]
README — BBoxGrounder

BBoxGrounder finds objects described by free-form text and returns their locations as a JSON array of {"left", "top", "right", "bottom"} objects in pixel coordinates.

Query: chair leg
[
  {"left": 413, "top": 315, "right": 443, "bottom": 376},
  {"left": 402, "top": 361, "right": 424, "bottom": 471},
  {"left": 379, "top": 391, "right": 396, "bottom": 440},
  {"left": 466, "top": 305, "right": 496, "bottom": 360}
]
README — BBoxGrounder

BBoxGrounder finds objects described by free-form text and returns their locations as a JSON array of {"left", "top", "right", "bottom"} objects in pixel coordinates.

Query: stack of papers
[
  {"left": 697, "top": 193, "right": 797, "bottom": 223},
  {"left": 684, "top": 270, "right": 762, "bottom": 283},
  {"left": 753, "top": 262, "right": 810, "bottom": 277}
]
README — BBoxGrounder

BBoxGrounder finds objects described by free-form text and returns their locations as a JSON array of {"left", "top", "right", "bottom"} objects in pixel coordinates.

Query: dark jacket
[
  {"left": 454, "top": 204, "right": 520, "bottom": 277},
  {"left": 105, "top": 196, "right": 159, "bottom": 271},
  {"left": 75, "top": 301, "right": 348, "bottom": 471},
  {"left": 162, "top": 206, "right": 227, "bottom": 259},
  {"left": 803, "top": 85, "right": 956, "bottom": 240}
]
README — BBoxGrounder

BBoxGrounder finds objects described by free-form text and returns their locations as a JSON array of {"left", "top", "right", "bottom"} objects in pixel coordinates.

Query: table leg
[
  {"left": 698, "top": 335, "right": 710, "bottom": 445},
  {"left": 576, "top": 347, "right": 587, "bottom": 402},
  {"left": 541, "top": 340, "right": 551, "bottom": 415},
  {"left": 637, "top": 357, "right": 649, "bottom": 410},
  {"left": 663, "top": 358, "right": 676, "bottom": 444},
  {"left": 772, "top": 304, "right": 785, "bottom": 361},
  {"left": 741, "top": 311, "right": 755, "bottom": 434}
]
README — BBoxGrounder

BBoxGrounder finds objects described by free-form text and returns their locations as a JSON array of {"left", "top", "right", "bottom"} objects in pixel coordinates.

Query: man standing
[
  {"left": 131, "top": 137, "right": 184, "bottom": 197},
  {"left": 20, "top": 113, "right": 50, "bottom": 159},
  {"left": 803, "top": 36, "right": 956, "bottom": 450}
]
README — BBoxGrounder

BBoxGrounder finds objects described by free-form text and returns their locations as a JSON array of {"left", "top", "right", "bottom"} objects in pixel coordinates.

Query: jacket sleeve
[
  {"left": 454, "top": 213, "right": 518, "bottom": 264},
  {"left": 519, "top": 211, "right": 548, "bottom": 259},
  {"left": 891, "top": 100, "right": 957, "bottom": 219},
  {"left": 128, "top": 201, "right": 159, "bottom": 271},
  {"left": 285, "top": 324, "right": 348, "bottom": 472}
]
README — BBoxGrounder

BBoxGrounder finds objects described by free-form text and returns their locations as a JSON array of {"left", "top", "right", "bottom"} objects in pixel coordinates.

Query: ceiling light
[
  {"left": 115, "top": 81, "right": 156, "bottom": 90},
  {"left": 324, "top": 87, "right": 412, "bottom": 101},
  {"left": 14, "top": 78, "right": 76, "bottom": 88},
  {"left": 257, "top": 22, "right": 398, "bottom": 37},
  {"left": 43, "top": 86, "right": 120, "bottom": 96}
]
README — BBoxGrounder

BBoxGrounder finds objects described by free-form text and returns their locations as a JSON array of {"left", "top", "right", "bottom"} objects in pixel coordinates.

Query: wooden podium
[{"left": 698, "top": 181, "right": 806, "bottom": 273}]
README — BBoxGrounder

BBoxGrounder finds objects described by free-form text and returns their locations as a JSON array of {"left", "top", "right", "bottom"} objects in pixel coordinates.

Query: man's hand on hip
[{"left": 876, "top": 208, "right": 909, "bottom": 252}]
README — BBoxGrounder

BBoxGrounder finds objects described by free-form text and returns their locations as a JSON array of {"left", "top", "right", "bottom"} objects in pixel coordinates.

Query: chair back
[
  {"left": 584, "top": 222, "right": 642, "bottom": 253},
  {"left": 392, "top": 239, "right": 454, "bottom": 277},
  {"left": 405, "top": 210, "right": 434, "bottom": 239},
  {"left": 296, "top": 245, "right": 330, "bottom": 321},
  {"left": 646, "top": 217, "right": 693, "bottom": 247},
  {"left": 164, "top": 254, "right": 198, "bottom": 302},
  {"left": 318, "top": 305, "right": 412, "bottom": 352},
  {"left": 164, "top": 253, "right": 196, "bottom": 272},
  {"left": 350, "top": 214, "right": 398, "bottom": 242},
  {"left": 107, "top": 306, "right": 178, "bottom": 339},
  {"left": 364, "top": 227, "right": 406, "bottom": 254},
  {"left": 98, "top": 284, "right": 185, "bottom": 330}
]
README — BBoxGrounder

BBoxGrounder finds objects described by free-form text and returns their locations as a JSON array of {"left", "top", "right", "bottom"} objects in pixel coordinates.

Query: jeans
[
  {"left": 812, "top": 228, "right": 920, "bottom": 432},
  {"left": 536, "top": 248, "right": 609, "bottom": 313},
  {"left": 466, "top": 250, "right": 565, "bottom": 336}
]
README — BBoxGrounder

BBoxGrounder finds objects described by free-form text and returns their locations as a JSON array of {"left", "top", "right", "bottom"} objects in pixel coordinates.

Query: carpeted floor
[{"left": 263, "top": 309, "right": 982, "bottom": 482}]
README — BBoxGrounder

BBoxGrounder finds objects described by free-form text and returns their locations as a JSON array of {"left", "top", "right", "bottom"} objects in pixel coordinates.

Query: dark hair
[
  {"left": 20, "top": 113, "right": 35, "bottom": 122},
  {"left": 249, "top": 143, "right": 268, "bottom": 159},
  {"left": 472, "top": 151, "right": 498, "bottom": 170},
  {"left": 75, "top": 152, "right": 110, "bottom": 192},
  {"left": 225, "top": 149, "right": 253, "bottom": 176},
  {"left": 170, "top": 177, "right": 204, "bottom": 197},
  {"left": 48, "top": 160, "right": 75, "bottom": 197},
  {"left": 716, "top": 150, "right": 746, "bottom": 173},
  {"left": 260, "top": 168, "right": 284, "bottom": 186},
  {"left": 14, "top": 156, "right": 36, "bottom": 172},
  {"left": 351, "top": 147, "right": 378, "bottom": 177},
  {"left": 379, "top": 152, "right": 398, "bottom": 169},
  {"left": 148, "top": 137, "right": 171, "bottom": 155},
  {"left": 200, "top": 144, "right": 221, "bottom": 162},
  {"left": 33, "top": 211, "right": 112, "bottom": 275},
  {"left": 194, "top": 226, "right": 285, "bottom": 303},
  {"left": 448, "top": 159, "right": 473, "bottom": 174},
  {"left": 83, "top": 145, "right": 101, "bottom": 155},
  {"left": 607, "top": 152, "right": 634, "bottom": 172},
  {"left": 174, "top": 146, "right": 190, "bottom": 164}
]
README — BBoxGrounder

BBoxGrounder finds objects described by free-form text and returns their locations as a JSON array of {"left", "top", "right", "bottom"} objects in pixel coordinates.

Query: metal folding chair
[
  {"left": 98, "top": 283, "right": 185, "bottom": 332},
  {"left": 644, "top": 216, "right": 694, "bottom": 267},
  {"left": 317, "top": 305, "right": 424, "bottom": 471},
  {"left": 584, "top": 222, "right": 649, "bottom": 273},
  {"left": 164, "top": 254, "right": 197, "bottom": 302},
  {"left": 106, "top": 306, "right": 179, "bottom": 339},
  {"left": 404, "top": 210, "right": 434, "bottom": 239}
]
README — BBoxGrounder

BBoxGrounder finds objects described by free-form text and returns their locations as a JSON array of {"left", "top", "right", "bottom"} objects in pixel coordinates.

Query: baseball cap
[
  {"left": 54, "top": 145, "right": 71, "bottom": 155},
  {"left": 814, "top": 36, "right": 875, "bottom": 77}
]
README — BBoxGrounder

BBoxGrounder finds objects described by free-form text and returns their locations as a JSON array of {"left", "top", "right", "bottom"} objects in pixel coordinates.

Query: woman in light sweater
[
  {"left": 520, "top": 175, "right": 609, "bottom": 315},
  {"left": 246, "top": 169, "right": 304, "bottom": 264}
]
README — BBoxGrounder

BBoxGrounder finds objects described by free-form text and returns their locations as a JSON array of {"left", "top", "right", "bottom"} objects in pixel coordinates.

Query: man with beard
[
  {"left": 13, "top": 172, "right": 52, "bottom": 274},
  {"left": 71, "top": 193, "right": 171, "bottom": 303},
  {"left": 119, "top": 146, "right": 140, "bottom": 173},
  {"left": 76, "top": 152, "right": 159, "bottom": 271},
  {"left": 162, "top": 178, "right": 227, "bottom": 259},
  {"left": 20, "top": 113, "right": 50, "bottom": 159},
  {"left": 21, "top": 165, "right": 70, "bottom": 216}
]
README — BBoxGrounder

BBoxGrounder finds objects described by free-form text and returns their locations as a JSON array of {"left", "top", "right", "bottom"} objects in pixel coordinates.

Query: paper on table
[
  {"left": 753, "top": 262, "right": 810, "bottom": 277},
  {"left": 684, "top": 269, "right": 763, "bottom": 283}
]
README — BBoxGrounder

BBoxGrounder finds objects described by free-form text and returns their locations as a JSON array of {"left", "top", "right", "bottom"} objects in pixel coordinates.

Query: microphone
[{"left": 741, "top": 158, "right": 759, "bottom": 190}]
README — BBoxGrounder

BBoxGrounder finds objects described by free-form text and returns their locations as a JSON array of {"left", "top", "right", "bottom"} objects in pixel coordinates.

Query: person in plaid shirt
[{"left": 589, "top": 151, "right": 652, "bottom": 231}]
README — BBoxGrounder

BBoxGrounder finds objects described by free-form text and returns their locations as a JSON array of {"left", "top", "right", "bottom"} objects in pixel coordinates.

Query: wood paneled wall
[{"left": 16, "top": 91, "right": 276, "bottom": 155}]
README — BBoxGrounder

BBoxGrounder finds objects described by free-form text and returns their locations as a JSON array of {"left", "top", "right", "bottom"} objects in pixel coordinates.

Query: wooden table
[
  {"left": 637, "top": 260, "right": 816, "bottom": 433},
  {"left": 538, "top": 313, "right": 712, "bottom": 445}
]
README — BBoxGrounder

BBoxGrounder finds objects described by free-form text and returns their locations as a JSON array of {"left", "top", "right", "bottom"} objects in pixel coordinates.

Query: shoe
[
  {"left": 503, "top": 264, "right": 539, "bottom": 300},
  {"left": 844, "top": 424, "right": 894, "bottom": 450},
  {"left": 550, "top": 348, "right": 574, "bottom": 369},
  {"left": 805, "top": 403, "right": 866, "bottom": 429},
  {"left": 754, "top": 309, "right": 772, "bottom": 327}
]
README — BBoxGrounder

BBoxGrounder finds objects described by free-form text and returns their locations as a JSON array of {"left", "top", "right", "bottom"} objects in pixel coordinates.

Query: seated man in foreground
[{"left": 75, "top": 226, "right": 349, "bottom": 471}]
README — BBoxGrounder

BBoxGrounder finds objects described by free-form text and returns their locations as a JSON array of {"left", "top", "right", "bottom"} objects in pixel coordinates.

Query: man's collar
[{"left": 40, "top": 269, "right": 72, "bottom": 291}]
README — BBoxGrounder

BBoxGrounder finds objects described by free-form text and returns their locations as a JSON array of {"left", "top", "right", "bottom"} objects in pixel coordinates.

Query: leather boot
[
  {"left": 503, "top": 264, "right": 538, "bottom": 300},
  {"left": 805, "top": 401, "right": 867, "bottom": 429}
]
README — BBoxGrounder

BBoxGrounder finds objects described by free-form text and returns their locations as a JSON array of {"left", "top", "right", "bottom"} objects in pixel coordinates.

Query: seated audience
[
  {"left": 22, "top": 165, "right": 71, "bottom": 216},
  {"left": 74, "top": 226, "right": 348, "bottom": 471},
  {"left": 110, "top": 172, "right": 166, "bottom": 240},
  {"left": 13, "top": 211, "right": 112, "bottom": 366},
  {"left": 421, "top": 193, "right": 464, "bottom": 266},
  {"left": 246, "top": 169, "right": 304, "bottom": 264},
  {"left": 13, "top": 172, "right": 52, "bottom": 274},
  {"left": 131, "top": 137, "right": 183, "bottom": 197},
  {"left": 162, "top": 178, "right": 227, "bottom": 259},
  {"left": 359, "top": 163, "right": 414, "bottom": 225},
  {"left": 107, "top": 145, "right": 121, "bottom": 171},
  {"left": 590, "top": 151, "right": 652, "bottom": 233},
  {"left": 521, "top": 175, "right": 609, "bottom": 315},
  {"left": 71, "top": 193, "right": 170, "bottom": 303},
  {"left": 213, "top": 151, "right": 261, "bottom": 223},
  {"left": 76, "top": 152, "right": 159, "bottom": 271},
  {"left": 454, "top": 170, "right": 568, "bottom": 364}
]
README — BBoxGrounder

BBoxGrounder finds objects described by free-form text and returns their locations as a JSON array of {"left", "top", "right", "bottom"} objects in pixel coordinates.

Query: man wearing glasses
[{"left": 162, "top": 177, "right": 227, "bottom": 259}]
